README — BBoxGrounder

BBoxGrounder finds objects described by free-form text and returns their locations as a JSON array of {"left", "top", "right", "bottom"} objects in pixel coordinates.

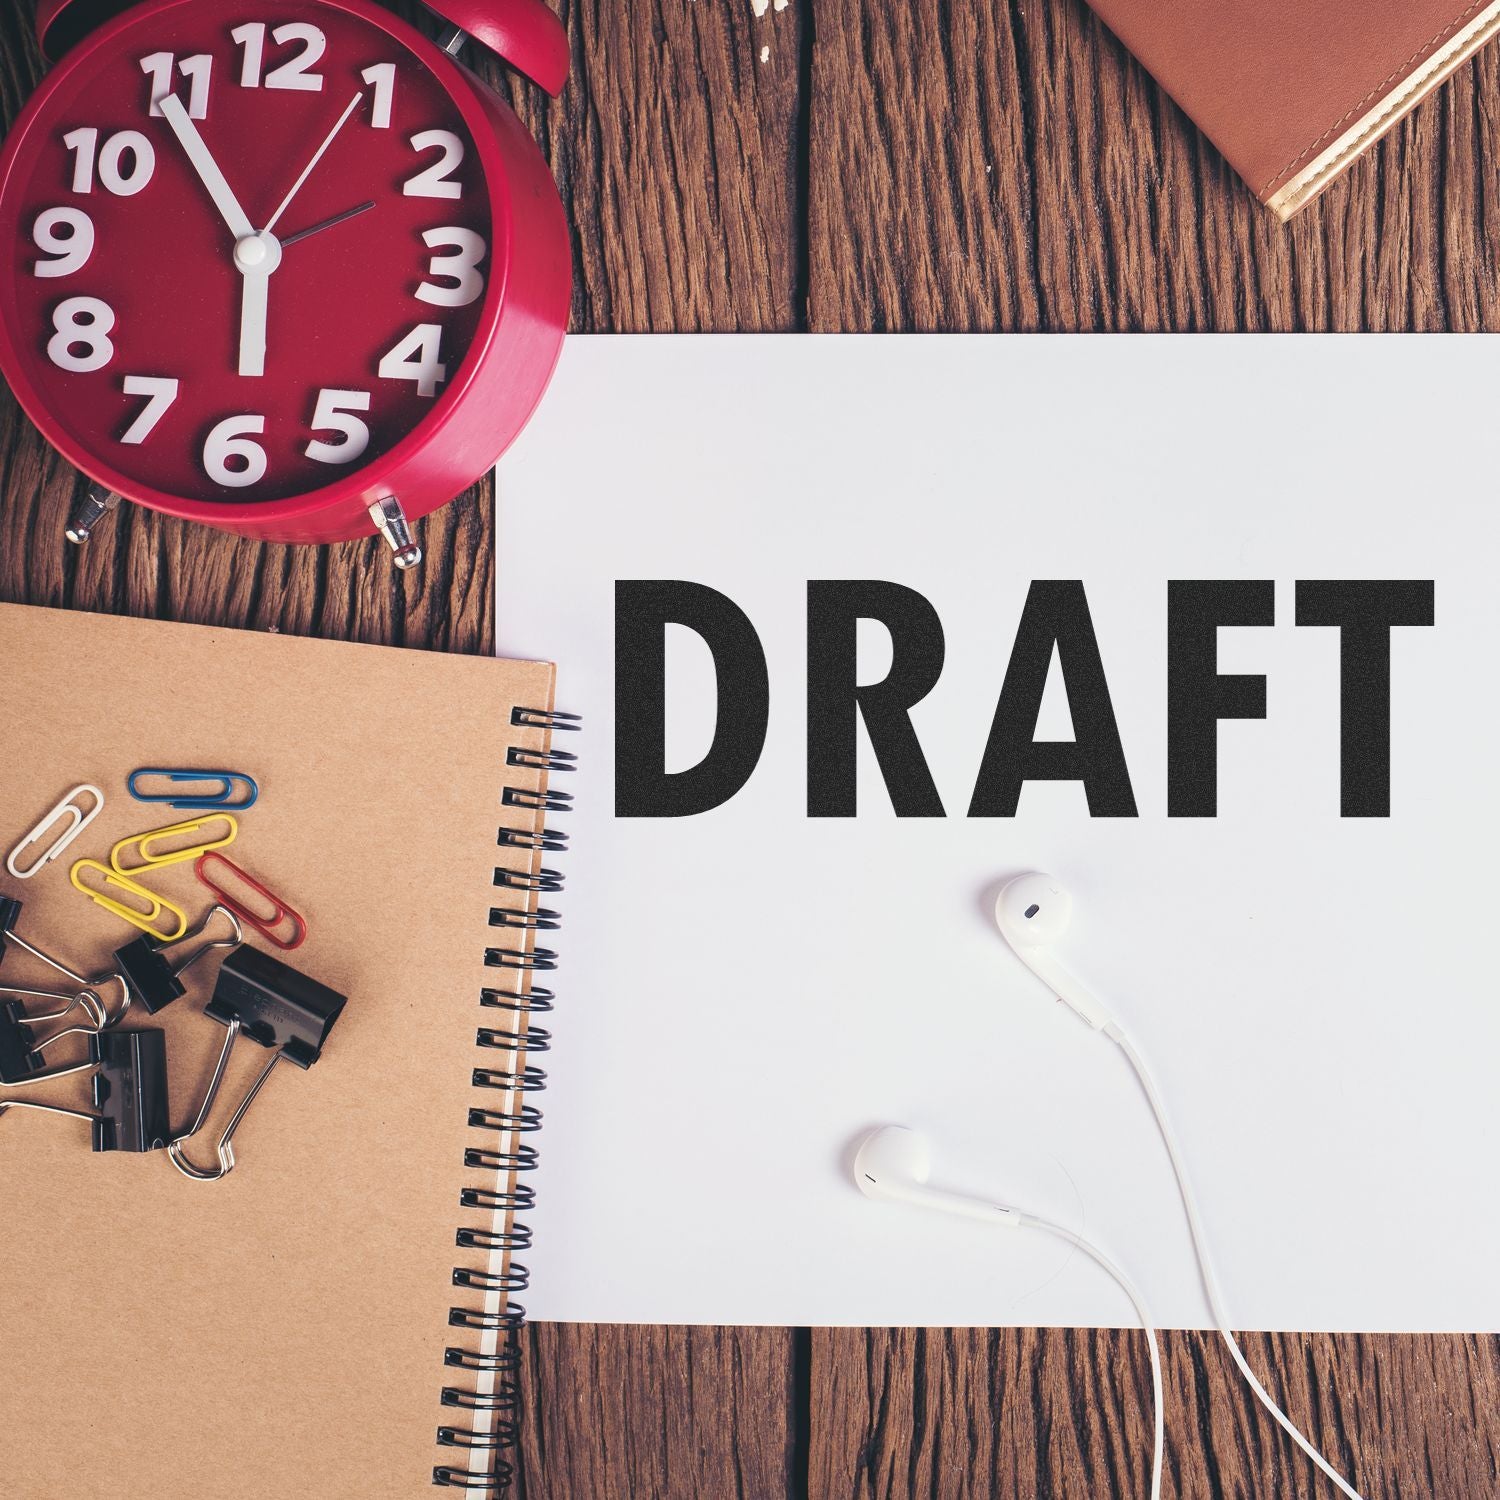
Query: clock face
[{"left": 0, "top": 0, "right": 497, "bottom": 507}]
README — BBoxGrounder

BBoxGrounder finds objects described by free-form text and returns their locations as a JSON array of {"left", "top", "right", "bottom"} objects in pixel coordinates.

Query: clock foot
[
  {"left": 65, "top": 486, "right": 121, "bottom": 546},
  {"left": 368, "top": 497, "right": 423, "bottom": 570}
]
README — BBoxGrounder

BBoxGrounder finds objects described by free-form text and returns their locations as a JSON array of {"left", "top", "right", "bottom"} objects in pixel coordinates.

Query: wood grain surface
[{"left": 3, "top": 1, "right": 1499, "bottom": 1497}]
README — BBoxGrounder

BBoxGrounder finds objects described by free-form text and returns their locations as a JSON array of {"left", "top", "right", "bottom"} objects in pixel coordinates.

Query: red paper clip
[{"left": 194, "top": 852, "right": 307, "bottom": 951}]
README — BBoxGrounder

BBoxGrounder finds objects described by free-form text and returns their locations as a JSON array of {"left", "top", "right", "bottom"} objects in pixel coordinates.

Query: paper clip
[
  {"left": 168, "top": 946, "right": 346, "bottom": 1182},
  {"left": 194, "top": 852, "right": 307, "bottom": 951},
  {"left": 127, "top": 768, "right": 258, "bottom": 811},
  {"left": 109, "top": 814, "right": 238, "bottom": 876},
  {"left": 69, "top": 860, "right": 188, "bottom": 943},
  {"left": 111, "top": 905, "right": 243, "bottom": 1017},
  {"left": 5, "top": 785, "right": 105, "bottom": 880},
  {"left": 0, "top": 1029, "right": 171, "bottom": 1152}
]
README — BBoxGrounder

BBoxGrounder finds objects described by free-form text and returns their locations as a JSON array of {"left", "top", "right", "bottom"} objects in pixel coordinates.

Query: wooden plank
[
  {"left": 520, "top": 1324, "right": 798, "bottom": 1499},
  {"left": 479, "top": 1, "right": 806, "bottom": 1491},
  {"left": 481, "top": 2, "right": 805, "bottom": 1493},
  {"left": 806, "top": 0, "right": 1500, "bottom": 1493},
  {"left": 812, "top": 1328, "right": 1500, "bottom": 1498},
  {"left": 492, "top": 0, "right": 806, "bottom": 332},
  {"left": 807, "top": 0, "right": 1500, "bottom": 332}
]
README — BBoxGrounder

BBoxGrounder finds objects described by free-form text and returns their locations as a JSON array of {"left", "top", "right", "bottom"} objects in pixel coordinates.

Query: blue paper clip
[{"left": 127, "top": 769, "right": 259, "bottom": 812}]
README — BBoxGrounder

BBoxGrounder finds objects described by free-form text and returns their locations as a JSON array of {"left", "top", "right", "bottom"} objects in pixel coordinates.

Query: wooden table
[{"left": 4, "top": 3, "right": 1499, "bottom": 1494}]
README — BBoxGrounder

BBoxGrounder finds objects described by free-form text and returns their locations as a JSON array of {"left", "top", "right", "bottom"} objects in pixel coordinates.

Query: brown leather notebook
[
  {"left": 0, "top": 605, "right": 568, "bottom": 1498},
  {"left": 1085, "top": 0, "right": 1500, "bottom": 217}
]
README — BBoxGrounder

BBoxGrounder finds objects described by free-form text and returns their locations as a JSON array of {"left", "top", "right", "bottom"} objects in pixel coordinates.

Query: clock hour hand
[
  {"left": 158, "top": 94, "right": 254, "bottom": 243},
  {"left": 234, "top": 232, "right": 281, "bottom": 379}
]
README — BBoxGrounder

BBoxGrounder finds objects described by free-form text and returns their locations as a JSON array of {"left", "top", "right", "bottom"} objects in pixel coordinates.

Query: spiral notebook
[{"left": 0, "top": 604, "right": 572, "bottom": 1498}]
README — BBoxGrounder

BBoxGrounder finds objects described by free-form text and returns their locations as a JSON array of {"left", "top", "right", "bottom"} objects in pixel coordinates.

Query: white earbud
[
  {"left": 853, "top": 1126, "right": 1019, "bottom": 1225},
  {"left": 993, "top": 872, "right": 1114, "bottom": 1031}
]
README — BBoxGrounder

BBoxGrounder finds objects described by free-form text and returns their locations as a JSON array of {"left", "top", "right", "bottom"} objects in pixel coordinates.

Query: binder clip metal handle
[
  {"left": 167, "top": 946, "right": 346, "bottom": 1183},
  {"left": 166, "top": 1016, "right": 281, "bottom": 1182},
  {"left": 0, "top": 895, "right": 90, "bottom": 986}
]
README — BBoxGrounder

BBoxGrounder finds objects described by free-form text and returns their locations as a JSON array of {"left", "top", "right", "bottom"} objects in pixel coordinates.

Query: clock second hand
[{"left": 280, "top": 200, "right": 377, "bottom": 249}]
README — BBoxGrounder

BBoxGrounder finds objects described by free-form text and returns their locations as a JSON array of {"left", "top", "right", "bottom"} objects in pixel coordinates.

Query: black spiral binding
[{"left": 433, "top": 707, "right": 581, "bottom": 1494}]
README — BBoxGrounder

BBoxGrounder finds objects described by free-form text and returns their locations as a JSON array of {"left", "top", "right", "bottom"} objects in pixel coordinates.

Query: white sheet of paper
[{"left": 496, "top": 334, "right": 1499, "bottom": 1331}]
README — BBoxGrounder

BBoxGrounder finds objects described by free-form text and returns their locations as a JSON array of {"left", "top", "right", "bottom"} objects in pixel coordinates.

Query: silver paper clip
[{"left": 5, "top": 785, "right": 104, "bottom": 880}]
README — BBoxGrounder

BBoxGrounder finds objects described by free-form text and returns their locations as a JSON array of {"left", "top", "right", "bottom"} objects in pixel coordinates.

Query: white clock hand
[
  {"left": 158, "top": 94, "right": 254, "bottom": 242},
  {"left": 234, "top": 232, "right": 281, "bottom": 379},
  {"left": 263, "top": 91, "right": 366, "bottom": 236}
]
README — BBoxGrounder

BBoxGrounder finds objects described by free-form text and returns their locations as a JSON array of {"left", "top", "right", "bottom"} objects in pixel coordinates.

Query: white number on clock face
[
  {"left": 231, "top": 22, "right": 326, "bottom": 90},
  {"left": 120, "top": 376, "right": 180, "bottom": 444},
  {"left": 305, "top": 388, "right": 372, "bottom": 464},
  {"left": 48, "top": 297, "right": 115, "bottom": 373},
  {"left": 379, "top": 325, "right": 447, "bottom": 398},
  {"left": 140, "top": 52, "right": 213, "bottom": 118},
  {"left": 361, "top": 63, "right": 396, "bottom": 129},
  {"left": 404, "top": 131, "right": 465, "bottom": 199},
  {"left": 204, "top": 415, "right": 269, "bottom": 487},
  {"left": 64, "top": 129, "right": 155, "bottom": 196},
  {"left": 417, "top": 229, "right": 487, "bottom": 308},
  {"left": 32, "top": 209, "right": 95, "bottom": 278}
]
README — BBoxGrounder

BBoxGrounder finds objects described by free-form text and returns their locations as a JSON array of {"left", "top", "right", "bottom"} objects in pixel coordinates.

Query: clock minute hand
[{"left": 158, "top": 94, "right": 255, "bottom": 243}]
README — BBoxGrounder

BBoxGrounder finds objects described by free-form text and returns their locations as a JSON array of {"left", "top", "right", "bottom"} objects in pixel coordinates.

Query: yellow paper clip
[
  {"left": 109, "top": 814, "right": 238, "bottom": 876},
  {"left": 69, "top": 860, "right": 189, "bottom": 943}
]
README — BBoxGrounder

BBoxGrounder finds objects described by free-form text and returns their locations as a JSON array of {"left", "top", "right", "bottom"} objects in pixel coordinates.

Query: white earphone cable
[
  {"left": 1106, "top": 1024, "right": 1365, "bottom": 1500},
  {"left": 1021, "top": 1213, "right": 1163, "bottom": 1500}
]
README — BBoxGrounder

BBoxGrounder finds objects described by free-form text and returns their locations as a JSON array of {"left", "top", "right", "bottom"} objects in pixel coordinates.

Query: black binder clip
[
  {"left": 0, "top": 985, "right": 114, "bottom": 1083},
  {"left": 1, "top": 897, "right": 135, "bottom": 1080},
  {"left": 167, "top": 946, "right": 346, "bottom": 1182},
  {"left": 0, "top": 1028, "right": 170, "bottom": 1152},
  {"left": 111, "top": 904, "right": 243, "bottom": 1017}
]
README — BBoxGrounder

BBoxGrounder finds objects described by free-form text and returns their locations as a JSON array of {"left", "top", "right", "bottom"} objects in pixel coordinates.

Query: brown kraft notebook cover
[
  {"left": 0, "top": 604, "right": 563, "bottom": 1498},
  {"left": 1084, "top": 0, "right": 1500, "bottom": 217}
]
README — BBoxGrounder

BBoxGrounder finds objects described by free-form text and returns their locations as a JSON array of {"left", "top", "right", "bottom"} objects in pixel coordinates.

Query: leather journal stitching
[
  {"left": 1266, "top": 0, "right": 1500, "bottom": 214},
  {"left": 1257, "top": 0, "right": 1486, "bottom": 193}
]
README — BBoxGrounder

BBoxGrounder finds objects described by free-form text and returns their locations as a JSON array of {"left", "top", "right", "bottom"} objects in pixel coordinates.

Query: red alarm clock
[{"left": 0, "top": 0, "right": 570, "bottom": 566}]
